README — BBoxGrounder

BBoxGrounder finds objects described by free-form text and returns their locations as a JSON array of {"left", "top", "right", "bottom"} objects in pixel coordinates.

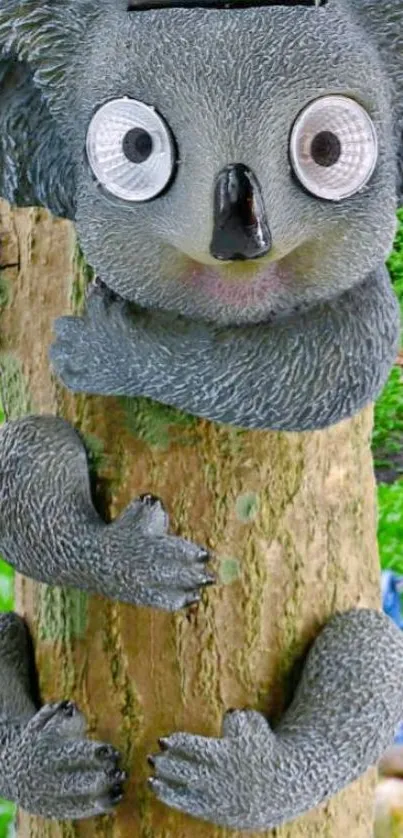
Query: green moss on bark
[{"left": 0, "top": 352, "right": 32, "bottom": 418}]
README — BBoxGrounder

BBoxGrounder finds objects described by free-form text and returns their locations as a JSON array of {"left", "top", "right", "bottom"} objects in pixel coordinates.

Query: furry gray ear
[
  {"left": 0, "top": 1, "right": 115, "bottom": 218},
  {"left": 0, "top": 0, "right": 127, "bottom": 217},
  {"left": 0, "top": 1, "right": 124, "bottom": 113},
  {"left": 0, "top": 53, "right": 76, "bottom": 218},
  {"left": 351, "top": 0, "right": 403, "bottom": 206}
]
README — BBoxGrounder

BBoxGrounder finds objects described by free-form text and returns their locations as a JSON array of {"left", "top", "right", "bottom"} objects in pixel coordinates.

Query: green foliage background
[
  {"left": 0, "top": 213, "right": 402, "bottom": 836},
  {"left": 375, "top": 209, "right": 403, "bottom": 572},
  {"left": 0, "top": 403, "right": 15, "bottom": 837}
]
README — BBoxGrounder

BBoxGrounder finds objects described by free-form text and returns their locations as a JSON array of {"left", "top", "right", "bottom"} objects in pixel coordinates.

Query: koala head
[{"left": 1, "top": 0, "right": 402, "bottom": 325}]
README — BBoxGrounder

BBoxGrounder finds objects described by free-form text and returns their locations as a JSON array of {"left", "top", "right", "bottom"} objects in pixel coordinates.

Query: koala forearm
[
  {"left": 0, "top": 416, "right": 105, "bottom": 590},
  {"left": 118, "top": 266, "right": 400, "bottom": 430},
  {"left": 271, "top": 609, "right": 403, "bottom": 825},
  {"left": 150, "top": 608, "right": 403, "bottom": 830},
  {"left": 0, "top": 416, "right": 212, "bottom": 609}
]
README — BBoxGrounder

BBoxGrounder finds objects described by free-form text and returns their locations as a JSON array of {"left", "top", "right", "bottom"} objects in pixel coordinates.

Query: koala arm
[
  {"left": 0, "top": 612, "right": 126, "bottom": 819},
  {"left": 50, "top": 265, "right": 400, "bottom": 431},
  {"left": 0, "top": 416, "right": 213, "bottom": 611},
  {"left": 149, "top": 609, "right": 403, "bottom": 830}
]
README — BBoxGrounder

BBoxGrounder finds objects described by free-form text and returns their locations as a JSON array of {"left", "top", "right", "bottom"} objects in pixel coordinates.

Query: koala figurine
[
  {"left": 0, "top": 0, "right": 401, "bottom": 430},
  {"left": 0, "top": 0, "right": 403, "bottom": 831},
  {"left": 0, "top": 610, "right": 127, "bottom": 819}
]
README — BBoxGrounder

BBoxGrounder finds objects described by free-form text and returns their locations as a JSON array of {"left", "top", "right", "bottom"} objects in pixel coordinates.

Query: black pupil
[
  {"left": 310, "top": 131, "right": 341, "bottom": 167},
  {"left": 122, "top": 128, "right": 153, "bottom": 163}
]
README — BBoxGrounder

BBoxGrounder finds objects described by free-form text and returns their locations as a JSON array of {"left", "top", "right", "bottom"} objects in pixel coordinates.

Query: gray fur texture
[
  {"left": 0, "top": 416, "right": 213, "bottom": 610},
  {"left": 0, "top": 611, "right": 127, "bottom": 819},
  {"left": 150, "top": 609, "right": 403, "bottom": 830},
  {"left": 0, "top": 0, "right": 401, "bottom": 428}
]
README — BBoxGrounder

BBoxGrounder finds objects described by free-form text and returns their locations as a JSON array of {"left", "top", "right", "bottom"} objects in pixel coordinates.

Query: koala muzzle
[{"left": 210, "top": 164, "right": 272, "bottom": 261}]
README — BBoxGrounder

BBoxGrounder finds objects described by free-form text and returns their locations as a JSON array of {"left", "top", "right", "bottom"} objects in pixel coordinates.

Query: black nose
[{"left": 210, "top": 164, "right": 272, "bottom": 261}]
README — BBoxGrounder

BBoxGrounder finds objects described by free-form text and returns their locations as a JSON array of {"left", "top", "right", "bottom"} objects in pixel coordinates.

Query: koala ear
[
  {"left": 0, "top": 1, "right": 125, "bottom": 110},
  {"left": 351, "top": 1, "right": 403, "bottom": 106},
  {"left": 0, "top": 52, "right": 76, "bottom": 219},
  {"left": 351, "top": 1, "right": 403, "bottom": 205},
  {"left": 0, "top": 0, "right": 124, "bottom": 219}
]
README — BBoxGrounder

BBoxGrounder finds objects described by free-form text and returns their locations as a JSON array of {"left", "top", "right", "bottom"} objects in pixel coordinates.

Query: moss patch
[
  {"left": 235, "top": 491, "right": 260, "bottom": 523},
  {"left": 80, "top": 432, "right": 107, "bottom": 475},
  {"left": 118, "top": 395, "right": 198, "bottom": 449},
  {"left": 37, "top": 586, "right": 88, "bottom": 642},
  {"left": 0, "top": 352, "right": 32, "bottom": 418},
  {"left": 218, "top": 557, "right": 242, "bottom": 585},
  {"left": 69, "top": 241, "right": 95, "bottom": 314},
  {"left": 0, "top": 275, "right": 10, "bottom": 308}
]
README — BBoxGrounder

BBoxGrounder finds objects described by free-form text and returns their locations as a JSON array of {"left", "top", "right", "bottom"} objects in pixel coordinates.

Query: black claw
[
  {"left": 186, "top": 594, "right": 201, "bottom": 607},
  {"left": 108, "top": 767, "right": 127, "bottom": 782},
  {"left": 204, "top": 574, "right": 216, "bottom": 586},
  {"left": 198, "top": 550, "right": 210, "bottom": 563},
  {"left": 60, "top": 700, "right": 76, "bottom": 717},
  {"left": 90, "top": 276, "right": 105, "bottom": 292},
  {"left": 109, "top": 783, "right": 124, "bottom": 804},
  {"left": 96, "top": 745, "right": 118, "bottom": 761},
  {"left": 138, "top": 493, "right": 161, "bottom": 507},
  {"left": 88, "top": 276, "right": 120, "bottom": 302},
  {"left": 158, "top": 737, "right": 169, "bottom": 751},
  {"left": 147, "top": 755, "right": 155, "bottom": 767}
]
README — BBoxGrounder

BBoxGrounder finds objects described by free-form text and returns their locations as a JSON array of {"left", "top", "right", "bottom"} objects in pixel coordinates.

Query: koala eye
[
  {"left": 86, "top": 97, "right": 176, "bottom": 202},
  {"left": 289, "top": 95, "right": 378, "bottom": 201}
]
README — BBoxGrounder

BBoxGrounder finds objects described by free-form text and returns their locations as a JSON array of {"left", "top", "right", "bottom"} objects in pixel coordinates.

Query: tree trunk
[{"left": 0, "top": 202, "right": 382, "bottom": 838}]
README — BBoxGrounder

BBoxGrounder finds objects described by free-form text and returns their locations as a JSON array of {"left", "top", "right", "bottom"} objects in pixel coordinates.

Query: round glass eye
[
  {"left": 86, "top": 97, "right": 175, "bottom": 202},
  {"left": 289, "top": 95, "right": 378, "bottom": 201}
]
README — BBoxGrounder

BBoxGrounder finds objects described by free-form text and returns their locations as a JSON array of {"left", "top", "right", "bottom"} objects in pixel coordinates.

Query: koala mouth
[{"left": 180, "top": 259, "right": 290, "bottom": 306}]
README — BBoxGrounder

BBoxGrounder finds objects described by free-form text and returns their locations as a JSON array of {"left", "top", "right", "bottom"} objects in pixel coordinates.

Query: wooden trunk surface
[{"left": 0, "top": 204, "right": 381, "bottom": 837}]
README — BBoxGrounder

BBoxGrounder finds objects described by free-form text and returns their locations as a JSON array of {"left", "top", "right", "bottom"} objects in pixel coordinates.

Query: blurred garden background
[{"left": 0, "top": 212, "right": 402, "bottom": 836}]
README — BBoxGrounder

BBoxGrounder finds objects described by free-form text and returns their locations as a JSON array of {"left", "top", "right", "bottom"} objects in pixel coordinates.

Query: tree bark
[{"left": 0, "top": 201, "right": 382, "bottom": 838}]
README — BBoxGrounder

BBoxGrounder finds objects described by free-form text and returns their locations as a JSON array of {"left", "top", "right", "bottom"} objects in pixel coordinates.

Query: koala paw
[
  {"left": 148, "top": 710, "right": 278, "bottom": 830},
  {"left": 105, "top": 493, "right": 215, "bottom": 611},
  {"left": 2, "top": 701, "right": 127, "bottom": 820},
  {"left": 49, "top": 284, "right": 133, "bottom": 395}
]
